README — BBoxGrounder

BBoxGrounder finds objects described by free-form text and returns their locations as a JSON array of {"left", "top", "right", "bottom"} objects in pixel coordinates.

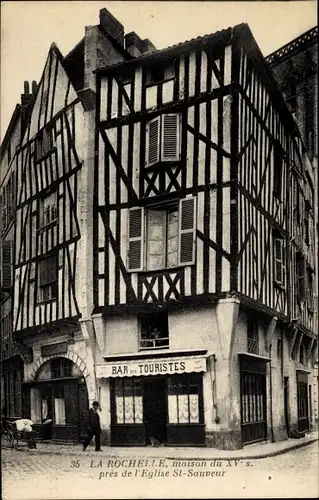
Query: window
[
  {"left": 35, "top": 127, "right": 54, "bottom": 161},
  {"left": 285, "top": 77, "right": 297, "bottom": 114},
  {"left": 145, "top": 114, "right": 180, "bottom": 167},
  {"left": 273, "top": 142, "right": 284, "bottom": 198},
  {"left": 38, "top": 192, "right": 58, "bottom": 254},
  {"left": 167, "top": 374, "right": 202, "bottom": 424},
  {"left": 3, "top": 369, "right": 22, "bottom": 418},
  {"left": 113, "top": 378, "right": 143, "bottom": 424},
  {"left": 146, "top": 65, "right": 175, "bottom": 86},
  {"left": 1, "top": 172, "right": 16, "bottom": 232},
  {"left": 38, "top": 254, "right": 58, "bottom": 302},
  {"left": 296, "top": 252, "right": 305, "bottom": 301},
  {"left": 299, "top": 345, "right": 305, "bottom": 365},
  {"left": 274, "top": 237, "right": 286, "bottom": 287},
  {"left": 247, "top": 314, "right": 259, "bottom": 355},
  {"left": 1, "top": 240, "right": 12, "bottom": 293},
  {"left": 128, "top": 197, "right": 196, "bottom": 272},
  {"left": 50, "top": 358, "right": 73, "bottom": 379},
  {"left": 304, "top": 205, "right": 310, "bottom": 246},
  {"left": 139, "top": 312, "right": 169, "bottom": 350},
  {"left": 306, "top": 267, "right": 314, "bottom": 311}
]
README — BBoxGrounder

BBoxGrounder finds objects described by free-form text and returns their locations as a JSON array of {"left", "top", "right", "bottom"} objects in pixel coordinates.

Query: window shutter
[
  {"left": 146, "top": 117, "right": 160, "bottom": 166},
  {"left": 178, "top": 197, "right": 196, "bottom": 266},
  {"left": 298, "top": 256, "right": 306, "bottom": 300},
  {"left": 274, "top": 238, "right": 284, "bottom": 285},
  {"left": 39, "top": 255, "right": 57, "bottom": 286},
  {"left": 2, "top": 241, "right": 12, "bottom": 291},
  {"left": 128, "top": 207, "right": 144, "bottom": 272},
  {"left": 161, "top": 114, "right": 180, "bottom": 162}
]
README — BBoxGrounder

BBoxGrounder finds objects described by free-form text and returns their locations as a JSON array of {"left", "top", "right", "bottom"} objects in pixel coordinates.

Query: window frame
[
  {"left": 35, "top": 126, "right": 55, "bottom": 162},
  {"left": 167, "top": 373, "right": 203, "bottom": 425},
  {"left": 138, "top": 312, "right": 169, "bottom": 351},
  {"left": 274, "top": 236, "right": 286, "bottom": 288},
  {"left": 127, "top": 196, "right": 196, "bottom": 273},
  {"left": 37, "top": 253, "right": 58, "bottom": 304},
  {"left": 145, "top": 113, "right": 181, "bottom": 168},
  {"left": 273, "top": 141, "right": 284, "bottom": 199}
]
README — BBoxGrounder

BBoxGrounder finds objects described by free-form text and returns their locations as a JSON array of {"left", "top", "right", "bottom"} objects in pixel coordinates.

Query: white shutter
[
  {"left": 146, "top": 116, "right": 160, "bottom": 167},
  {"left": 178, "top": 197, "right": 196, "bottom": 266},
  {"left": 161, "top": 114, "right": 180, "bottom": 162},
  {"left": 128, "top": 207, "right": 144, "bottom": 272},
  {"left": 274, "top": 238, "right": 285, "bottom": 286}
]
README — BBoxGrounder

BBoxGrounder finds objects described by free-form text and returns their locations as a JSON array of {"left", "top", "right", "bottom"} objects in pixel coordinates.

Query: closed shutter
[
  {"left": 2, "top": 241, "right": 12, "bottom": 291},
  {"left": 146, "top": 117, "right": 160, "bottom": 166},
  {"left": 128, "top": 207, "right": 144, "bottom": 271},
  {"left": 297, "top": 255, "right": 306, "bottom": 300},
  {"left": 274, "top": 238, "right": 284, "bottom": 285},
  {"left": 161, "top": 114, "right": 180, "bottom": 162},
  {"left": 178, "top": 197, "right": 196, "bottom": 266}
]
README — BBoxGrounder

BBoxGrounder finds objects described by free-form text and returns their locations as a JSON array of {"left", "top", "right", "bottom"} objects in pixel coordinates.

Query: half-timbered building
[
  {"left": 5, "top": 8, "right": 148, "bottom": 443},
  {"left": 93, "top": 23, "right": 318, "bottom": 449}
]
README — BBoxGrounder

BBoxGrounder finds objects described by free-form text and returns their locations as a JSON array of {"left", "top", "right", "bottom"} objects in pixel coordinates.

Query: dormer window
[{"left": 146, "top": 114, "right": 181, "bottom": 167}]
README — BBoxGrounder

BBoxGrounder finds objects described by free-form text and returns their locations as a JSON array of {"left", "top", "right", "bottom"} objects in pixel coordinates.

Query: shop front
[
  {"left": 22, "top": 355, "right": 89, "bottom": 443},
  {"left": 96, "top": 351, "right": 207, "bottom": 447}
]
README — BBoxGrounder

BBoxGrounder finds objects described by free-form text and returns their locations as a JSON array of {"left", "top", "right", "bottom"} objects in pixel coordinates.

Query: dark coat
[{"left": 87, "top": 408, "right": 101, "bottom": 434}]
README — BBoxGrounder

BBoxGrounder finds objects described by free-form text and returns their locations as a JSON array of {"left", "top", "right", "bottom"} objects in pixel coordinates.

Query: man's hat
[{"left": 92, "top": 401, "right": 99, "bottom": 406}]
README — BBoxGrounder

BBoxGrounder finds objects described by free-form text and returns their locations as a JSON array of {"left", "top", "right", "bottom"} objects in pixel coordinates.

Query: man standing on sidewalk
[{"left": 83, "top": 401, "right": 102, "bottom": 452}]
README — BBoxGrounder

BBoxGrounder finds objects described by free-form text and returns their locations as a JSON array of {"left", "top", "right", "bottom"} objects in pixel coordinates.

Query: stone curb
[{"left": 3, "top": 436, "right": 317, "bottom": 461}]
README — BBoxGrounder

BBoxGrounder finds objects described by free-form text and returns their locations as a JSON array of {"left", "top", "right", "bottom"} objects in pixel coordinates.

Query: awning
[{"left": 96, "top": 352, "right": 207, "bottom": 378}]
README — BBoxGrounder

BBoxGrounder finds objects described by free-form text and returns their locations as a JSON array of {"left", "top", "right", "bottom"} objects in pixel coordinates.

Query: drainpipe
[
  {"left": 269, "top": 344, "right": 275, "bottom": 443},
  {"left": 209, "top": 354, "right": 220, "bottom": 423}
]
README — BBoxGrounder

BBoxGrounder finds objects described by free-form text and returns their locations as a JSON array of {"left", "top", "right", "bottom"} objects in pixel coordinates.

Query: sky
[{"left": 1, "top": 1, "right": 317, "bottom": 141}]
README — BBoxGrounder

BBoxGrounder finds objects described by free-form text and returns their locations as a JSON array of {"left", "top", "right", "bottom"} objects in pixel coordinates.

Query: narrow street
[{"left": 2, "top": 442, "right": 318, "bottom": 499}]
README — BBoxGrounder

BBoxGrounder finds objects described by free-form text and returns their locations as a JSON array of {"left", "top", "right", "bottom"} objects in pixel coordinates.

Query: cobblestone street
[{"left": 2, "top": 441, "right": 318, "bottom": 499}]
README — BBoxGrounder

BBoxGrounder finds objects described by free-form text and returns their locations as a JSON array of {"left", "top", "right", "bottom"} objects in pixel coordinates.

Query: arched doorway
[{"left": 28, "top": 357, "right": 89, "bottom": 443}]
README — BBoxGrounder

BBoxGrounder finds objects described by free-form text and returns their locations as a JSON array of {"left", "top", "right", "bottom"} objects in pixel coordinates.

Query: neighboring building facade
[
  {"left": 93, "top": 23, "right": 317, "bottom": 449},
  {"left": 0, "top": 91, "right": 34, "bottom": 421},
  {"left": 266, "top": 28, "right": 319, "bottom": 429}
]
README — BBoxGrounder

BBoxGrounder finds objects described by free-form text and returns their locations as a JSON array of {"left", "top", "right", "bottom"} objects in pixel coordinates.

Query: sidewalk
[{"left": 2, "top": 430, "right": 317, "bottom": 460}]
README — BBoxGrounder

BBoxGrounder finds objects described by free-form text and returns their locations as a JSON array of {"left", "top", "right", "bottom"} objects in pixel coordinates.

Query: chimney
[
  {"left": 99, "top": 8, "right": 124, "bottom": 46},
  {"left": 125, "top": 32, "right": 157, "bottom": 58},
  {"left": 21, "top": 80, "right": 33, "bottom": 107},
  {"left": 32, "top": 80, "right": 38, "bottom": 95}
]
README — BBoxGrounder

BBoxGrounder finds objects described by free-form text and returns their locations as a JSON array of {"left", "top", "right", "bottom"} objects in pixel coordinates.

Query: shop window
[
  {"left": 128, "top": 197, "right": 196, "bottom": 272},
  {"left": 145, "top": 113, "right": 180, "bottom": 167},
  {"left": 38, "top": 254, "right": 58, "bottom": 302},
  {"left": 139, "top": 312, "right": 169, "bottom": 350},
  {"left": 53, "top": 385, "right": 66, "bottom": 425},
  {"left": 114, "top": 378, "right": 143, "bottom": 424},
  {"left": 50, "top": 358, "right": 73, "bottom": 379},
  {"left": 247, "top": 314, "right": 259, "bottom": 355},
  {"left": 274, "top": 235, "right": 286, "bottom": 288},
  {"left": 168, "top": 374, "right": 201, "bottom": 424}
]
